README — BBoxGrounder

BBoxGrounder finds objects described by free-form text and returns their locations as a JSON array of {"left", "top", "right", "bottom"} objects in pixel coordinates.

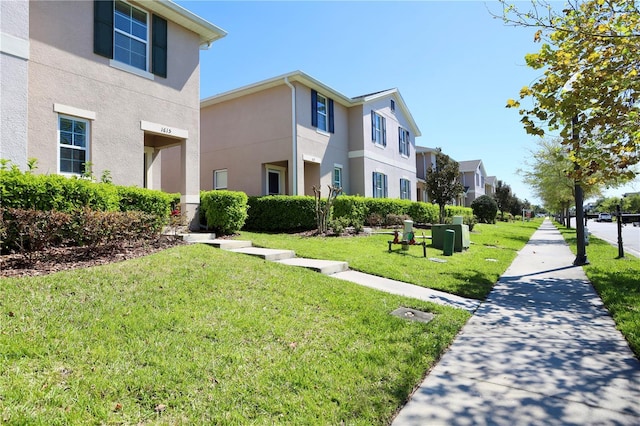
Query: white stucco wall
[{"left": 0, "top": 0, "right": 30, "bottom": 169}]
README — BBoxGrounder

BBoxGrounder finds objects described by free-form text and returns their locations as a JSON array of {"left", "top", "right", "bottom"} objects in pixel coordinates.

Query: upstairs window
[
  {"left": 390, "top": 99, "right": 395, "bottom": 112},
  {"left": 114, "top": 0, "right": 147, "bottom": 71},
  {"left": 372, "top": 172, "right": 388, "bottom": 198},
  {"left": 94, "top": 0, "right": 167, "bottom": 78},
  {"left": 371, "top": 111, "right": 386, "bottom": 146},
  {"left": 399, "top": 127, "right": 410, "bottom": 157},
  {"left": 311, "top": 90, "right": 334, "bottom": 133},
  {"left": 400, "top": 178, "right": 411, "bottom": 200},
  {"left": 59, "top": 115, "right": 89, "bottom": 175}
]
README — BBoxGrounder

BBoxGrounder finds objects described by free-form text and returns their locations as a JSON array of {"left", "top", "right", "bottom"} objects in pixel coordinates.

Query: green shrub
[
  {"left": 407, "top": 202, "right": 439, "bottom": 224},
  {"left": 333, "top": 196, "right": 368, "bottom": 228},
  {"left": 244, "top": 195, "right": 317, "bottom": 232},
  {"left": 471, "top": 195, "right": 498, "bottom": 223},
  {"left": 200, "top": 190, "right": 249, "bottom": 235},
  {"left": 0, "top": 169, "right": 119, "bottom": 212},
  {"left": 116, "top": 186, "right": 173, "bottom": 229},
  {"left": 365, "top": 198, "right": 412, "bottom": 219}
]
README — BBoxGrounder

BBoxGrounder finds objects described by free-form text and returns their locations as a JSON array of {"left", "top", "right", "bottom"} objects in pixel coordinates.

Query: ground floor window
[
  {"left": 333, "top": 166, "right": 342, "bottom": 189},
  {"left": 266, "top": 166, "right": 284, "bottom": 195},
  {"left": 400, "top": 178, "right": 411, "bottom": 200},
  {"left": 58, "top": 115, "right": 89, "bottom": 175},
  {"left": 373, "top": 172, "right": 387, "bottom": 198},
  {"left": 214, "top": 169, "right": 228, "bottom": 190}
]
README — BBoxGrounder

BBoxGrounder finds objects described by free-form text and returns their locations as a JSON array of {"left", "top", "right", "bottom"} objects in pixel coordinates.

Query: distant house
[
  {"left": 0, "top": 0, "right": 226, "bottom": 227},
  {"left": 415, "top": 146, "right": 438, "bottom": 203},
  {"left": 485, "top": 175, "right": 497, "bottom": 198},
  {"left": 196, "top": 71, "right": 421, "bottom": 200},
  {"left": 458, "top": 159, "right": 489, "bottom": 207}
]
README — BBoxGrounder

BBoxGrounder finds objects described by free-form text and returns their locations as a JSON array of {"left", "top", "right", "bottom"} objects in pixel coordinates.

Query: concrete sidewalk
[{"left": 391, "top": 219, "right": 640, "bottom": 425}]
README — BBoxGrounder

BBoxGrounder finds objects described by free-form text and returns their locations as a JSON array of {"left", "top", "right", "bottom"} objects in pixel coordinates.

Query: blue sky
[{"left": 177, "top": 0, "right": 639, "bottom": 205}]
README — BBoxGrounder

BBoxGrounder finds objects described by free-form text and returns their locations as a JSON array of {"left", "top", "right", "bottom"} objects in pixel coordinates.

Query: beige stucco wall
[
  {"left": 1, "top": 0, "right": 30, "bottom": 169},
  {"left": 350, "top": 95, "right": 417, "bottom": 200},
  {"left": 28, "top": 0, "right": 201, "bottom": 207},
  {"left": 199, "top": 84, "right": 292, "bottom": 195},
  {"left": 294, "top": 82, "right": 350, "bottom": 197}
]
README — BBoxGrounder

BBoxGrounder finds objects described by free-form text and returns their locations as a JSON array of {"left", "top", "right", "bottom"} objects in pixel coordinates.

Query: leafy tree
[
  {"left": 425, "top": 148, "right": 465, "bottom": 224},
  {"left": 502, "top": 0, "right": 640, "bottom": 187},
  {"left": 623, "top": 194, "right": 640, "bottom": 213},
  {"left": 471, "top": 195, "right": 498, "bottom": 224},
  {"left": 493, "top": 180, "right": 513, "bottom": 221},
  {"left": 509, "top": 195, "right": 525, "bottom": 217},
  {"left": 519, "top": 138, "right": 601, "bottom": 227}
]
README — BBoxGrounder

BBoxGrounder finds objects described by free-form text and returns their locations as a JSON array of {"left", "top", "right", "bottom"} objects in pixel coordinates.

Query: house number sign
[{"left": 140, "top": 120, "right": 189, "bottom": 139}]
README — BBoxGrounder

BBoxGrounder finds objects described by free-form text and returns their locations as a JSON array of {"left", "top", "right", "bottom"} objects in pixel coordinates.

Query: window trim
[
  {"left": 214, "top": 169, "right": 228, "bottom": 190},
  {"left": 372, "top": 171, "right": 388, "bottom": 198},
  {"left": 400, "top": 178, "right": 411, "bottom": 200},
  {"left": 399, "top": 127, "right": 410, "bottom": 157},
  {"left": 311, "top": 89, "right": 334, "bottom": 133},
  {"left": 113, "top": 0, "right": 149, "bottom": 72},
  {"left": 371, "top": 111, "right": 386, "bottom": 147},
  {"left": 265, "top": 165, "right": 285, "bottom": 195},
  {"left": 58, "top": 114, "right": 90, "bottom": 176},
  {"left": 333, "top": 165, "right": 343, "bottom": 189}
]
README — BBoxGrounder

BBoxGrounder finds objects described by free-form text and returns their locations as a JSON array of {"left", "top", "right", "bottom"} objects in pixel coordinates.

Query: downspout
[{"left": 284, "top": 77, "right": 297, "bottom": 195}]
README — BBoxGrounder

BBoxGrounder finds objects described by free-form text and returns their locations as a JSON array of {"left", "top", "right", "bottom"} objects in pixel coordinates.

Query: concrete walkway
[{"left": 391, "top": 220, "right": 640, "bottom": 425}]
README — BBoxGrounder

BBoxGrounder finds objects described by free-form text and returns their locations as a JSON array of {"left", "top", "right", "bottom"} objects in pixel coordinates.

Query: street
[{"left": 569, "top": 217, "right": 640, "bottom": 258}]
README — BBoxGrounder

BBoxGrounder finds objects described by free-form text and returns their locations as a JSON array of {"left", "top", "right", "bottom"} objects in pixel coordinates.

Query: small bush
[
  {"left": 329, "top": 217, "right": 351, "bottom": 235},
  {"left": 385, "top": 213, "right": 411, "bottom": 227},
  {"left": 366, "top": 213, "right": 384, "bottom": 227},
  {"left": 200, "top": 190, "right": 249, "bottom": 235},
  {"left": 244, "top": 196, "right": 317, "bottom": 232},
  {"left": 333, "top": 196, "right": 368, "bottom": 228},
  {"left": 116, "top": 186, "right": 173, "bottom": 230},
  {"left": 471, "top": 195, "right": 498, "bottom": 224}
]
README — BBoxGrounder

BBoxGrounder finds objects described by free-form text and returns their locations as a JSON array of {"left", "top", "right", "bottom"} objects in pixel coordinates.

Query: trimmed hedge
[
  {"left": 200, "top": 190, "right": 249, "bottom": 235},
  {"left": 242, "top": 194, "right": 473, "bottom": 232},
  {"left": 244, "top": 196, "right": 317, "bottom": 232},
  {"left": 1, "top": 207, "right": 160, "bottom": 255},
  {"left": 0, "top": 169, "right": 119, "bottom": 212},
  {"left": 116, "top": 186, "right": 173, "bottom": 226}
]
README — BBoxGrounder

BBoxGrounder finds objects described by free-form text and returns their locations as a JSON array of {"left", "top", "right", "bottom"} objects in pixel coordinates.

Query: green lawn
[
  {"left": 0, "top": 244, "right": 469, "bottom": 425},
  {"left": 556, "top": 225, "right": 640, "bottom": 358},
  {"left": 236, "top": 219, "right": 541, "bottom": 300}
]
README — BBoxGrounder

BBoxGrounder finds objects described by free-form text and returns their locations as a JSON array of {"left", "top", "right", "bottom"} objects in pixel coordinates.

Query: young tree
[
  {"left": 503, "top": 0, "right": 640, "bottom": 186},
  {"left": 425, "top": 148, "right": 465, "bottom": 224},
  {"left": 493, "top": 180, "right": 513, "bottom": 221}
]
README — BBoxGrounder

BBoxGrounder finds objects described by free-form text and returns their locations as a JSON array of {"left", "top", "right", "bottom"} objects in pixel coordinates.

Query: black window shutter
[
  {"left": 152, "top": 15, "right": 168, "bottom": 78},
  {"left": 328, "top": 98, "right": 334, "bottom": 133},
  {"left": 94, "top": 0, "right": 114, "bottom": 58},
  {"left": 311, "top": 90, "right": 318, "bottom": 127}
]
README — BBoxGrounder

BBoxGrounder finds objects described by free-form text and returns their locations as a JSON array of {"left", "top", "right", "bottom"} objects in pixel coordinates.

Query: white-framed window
[
  {"left": 214, "top": 169, "right": 228, "bottom": 190},
  {"left": 372, "top": 172, "right": 388, "bottom": 198},
  {"left": 114, "top": 0, "right": 148, "bottom": 71},
  {"left": 399, "top": 127, "right": 410, "bottom": 157},
  {"left": 400, "top": 178, "right": 411, "bottom": 200},
  {"left": 316, "top": 93, "right": 328, "bottom": 132},
  {"left": 58, "top": 115, "right": 89, "bottom": 175},
  {"left": 371, "top": 111, "right": 386, "bottom": 146},
  {"left": 333, "top": 166, "right": 343, "bottom": 189},
  {"left": 390, "top": 99, "right": 395, "bottom": 112},
  {"left": 266, "top": 165, "right": 285, "bottom": 195}
]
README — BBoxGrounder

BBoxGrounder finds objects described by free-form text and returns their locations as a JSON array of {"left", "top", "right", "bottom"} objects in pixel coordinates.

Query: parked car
[{"left": 597, "top": 213, "right": 613, "bottom": 222}]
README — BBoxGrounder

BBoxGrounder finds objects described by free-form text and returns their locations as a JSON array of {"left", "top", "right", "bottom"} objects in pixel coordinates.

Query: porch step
[
  {"left": 181, "top": 233, "right": 217, "bottom": 242},
  {"left": 276, "top": 257, "right": 349, "bottom": 275},
  {"left": 229, "top": 247, "right": 295, "bottom": 261},
  {"left": 192, "top": 239, "right": 253, "bottom": 250}
]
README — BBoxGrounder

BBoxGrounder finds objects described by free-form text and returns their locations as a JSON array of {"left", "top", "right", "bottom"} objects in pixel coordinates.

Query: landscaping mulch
[{"left": 0, "top": 237, "right": 186, "bottom": 278}]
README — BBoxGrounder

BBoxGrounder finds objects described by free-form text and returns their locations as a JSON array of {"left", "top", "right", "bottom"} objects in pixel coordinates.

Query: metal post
[
  {"left": 572, "top": 115, "right": 588, "bottom": 266},
  {"left": 616, "top": 204, "right": 624, "bottom": 258}
]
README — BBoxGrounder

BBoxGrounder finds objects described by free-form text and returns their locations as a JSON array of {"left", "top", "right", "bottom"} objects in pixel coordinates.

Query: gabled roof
[
  {"left": 201, "top": 70, "right": 421, "bottom": 136},
  {"left": 144, "top": 0, "right": 227, "bottom": 49},
  {"left": 458, "top": 159, "right": 487, "bottom": 177}
]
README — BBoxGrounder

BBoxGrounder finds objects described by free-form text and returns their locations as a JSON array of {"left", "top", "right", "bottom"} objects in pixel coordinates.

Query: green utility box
[
  {"left": 443, "top": 229, "right": 455, "bottom": 256},
  {"left": 431, "top": 224, "right": 470, "bottom": 252}
]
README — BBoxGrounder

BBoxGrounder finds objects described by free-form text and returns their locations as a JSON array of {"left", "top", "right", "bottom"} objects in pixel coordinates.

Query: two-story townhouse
[
  {"left": 485, "top": 175, "right": 497, "bottom": 198},
  {"left": 458, "top": 159, "right": 488, "bottom": 207},
  {"left": 415, "top": 146, "right": 438, "bottom": 202},
  {"left": 0, "top": 0, "right": 226, "bottom": 228},
  {"left": 196, "top": 71, "right": 421, "bottom": 200}
]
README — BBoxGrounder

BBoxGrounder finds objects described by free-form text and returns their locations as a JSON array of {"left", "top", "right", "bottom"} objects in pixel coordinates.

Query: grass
[
  {"left": 236, "top": 219, "right": 542, "bottom": 300},
  {"left": 0, "top": 244, "right": 469, "bottom": 425},
  {"left": 556, "top": 225, "right": 640, "bottom": 358}
]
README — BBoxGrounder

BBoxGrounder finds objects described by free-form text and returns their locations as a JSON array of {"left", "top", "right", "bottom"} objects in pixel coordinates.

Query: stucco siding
[
  {"left": 0, "top": 0, "right": 30, "bottom": 169},
  {"left": 199, "top": 84, "right": 292, "bottom": 195},
  {"left": 28, "top": 0, "right": 201, "bottom": 193}
]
